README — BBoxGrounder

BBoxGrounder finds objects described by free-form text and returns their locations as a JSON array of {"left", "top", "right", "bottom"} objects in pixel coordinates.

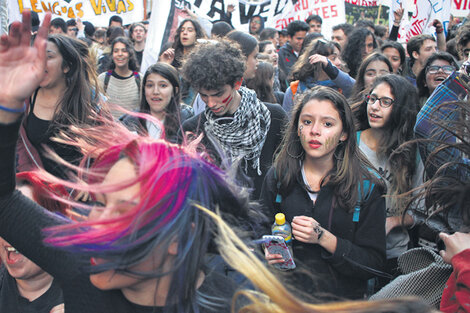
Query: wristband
[
  {"left": 435, "top": 27, "right": 443, "bottom": 34},
  {"left": 0, "top": 103, "right": 27, "bottom": 113}
]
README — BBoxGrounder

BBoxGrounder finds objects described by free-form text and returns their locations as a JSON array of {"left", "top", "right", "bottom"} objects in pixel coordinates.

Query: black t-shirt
[
  {"left": 135, "top": 49, "right": 143, "bottom": 68},
  {"left": 25, "top": 91, "right": 82, "bottom": 179},
  {"left": 0, "top": 267, "right": 63, "bottom": 313}
]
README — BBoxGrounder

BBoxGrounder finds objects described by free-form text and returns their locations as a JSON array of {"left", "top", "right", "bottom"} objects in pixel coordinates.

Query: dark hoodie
[{"left": 248, "top": 15, "right": 264, "bottom": 37}]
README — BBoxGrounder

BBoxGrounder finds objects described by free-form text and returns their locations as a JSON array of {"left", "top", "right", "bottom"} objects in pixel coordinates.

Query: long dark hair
[
  {"left": 290, "top": 39, "right": 340, "bottom": 82},
  {"left": 109, "top": 36, "right": 139, "bottom": 72},
  {"left": 139, "top": 63, "right": 182, "bottom": 140},
  {"left": 245, "top": 62, "right": 277, "bottom": 103},
  {"left": 354, "top": 74, "right": 420, "bottom": 212},
  {"left": 172, "top": 19, "right": 206, "bottom": 69},
  {"left": 413, "top": 100, "right": 470, "bottom": 228},
  {"left": 342, "top": 28, "right": 377, "bottom": 78},
  {"left": 349, "top": 52, "right": 393, "bottom": 105},
  {"left": 47, "top": 35, "right": 101, "bottom": 126},
  {"left": 274, "top": 86, "right": 382, "bottom": 211},
  {"left": 416, "top": 52, "right": 458, "bottom": 99}
]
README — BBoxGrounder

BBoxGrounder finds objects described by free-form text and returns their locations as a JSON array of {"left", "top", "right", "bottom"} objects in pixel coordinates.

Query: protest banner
[
  {"left": 452, "top": 0, "right": 470, "bottom": 16},
  {"left": 406, "top": 0, "right": 450, "bottom": 40},
  {"left": 142, "top": 0, "right": 346, "bottom": 73},
  {"left": 7, "top": 0, "right": 144, "bottom": 27}
]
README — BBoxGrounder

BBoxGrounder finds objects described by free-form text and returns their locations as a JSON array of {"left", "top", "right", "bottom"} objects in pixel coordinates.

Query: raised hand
[
  {"left": 0, "top": 10, "right": 51, "bottom": 122},
  {"left": 439, "top": 232, "right": 470, "bottom": 264},
  {"left": 393, "top": 4, "right": 404, "bottom": 26},
  {"left": 309, "top": 54, "right": 328, "bottom": 67},
  {"left": 159, "top": 48, "right": 175, "bottom": 64}
]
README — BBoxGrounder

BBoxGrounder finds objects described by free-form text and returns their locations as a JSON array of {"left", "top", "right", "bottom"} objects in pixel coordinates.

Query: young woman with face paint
[
  {"left": 260, "top": 86, "right": 386, "bottom": 300},
  {"left": 353, "top": 74, "right": 423, "bottom": 287}
]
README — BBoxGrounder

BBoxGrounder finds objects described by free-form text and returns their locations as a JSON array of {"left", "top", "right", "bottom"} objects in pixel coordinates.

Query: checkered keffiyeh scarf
[{"left": 204, "top": 86, "right": 271, "bottom": 175}]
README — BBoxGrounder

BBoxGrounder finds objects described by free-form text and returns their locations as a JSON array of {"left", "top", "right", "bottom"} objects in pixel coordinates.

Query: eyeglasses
[
  {"left": 426, "top": 65, "right": 455, "bottom": 75},
  {"left": 251, "top": 20, "right": 261, "bottom": 24},
  {"left": 366, "top": 94, "right": 394, "bottom": 108}
]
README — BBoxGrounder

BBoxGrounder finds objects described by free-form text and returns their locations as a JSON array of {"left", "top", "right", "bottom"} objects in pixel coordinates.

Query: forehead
[
  {"left": 133, "top": 26, "right": 145, "bottom": 31},
  {"left": 332, "top": 29, "right": 344, "bottom": 37},
  {"left": 429, "top": 59, "right": 451, "bottom": 66},
  {"left": 181, "top": 21, "right": 194, "bottom": 28},
  {"left": 366, "top": 60, "right": 389, "bottom": 71},
  {"left": 46, "top": 41, "right": 59, "bottom": 52},
  {"left": 292, "top": 31, "right": 307, "bottom": 38},
  {"left": 300, "top": 99, "right": 341, "bottom": 119},
  {"left": 147, "top": 73, "right": 171, "bottom": 83},
  {"left": 421, "top": 39, "right": 436, "bottom": 49},
  {"left": 199, "top": 85, "right": 231, "bottom": 95},
  {"left": 372, "top": 82, "right": 393, "bottom": 96},
  {"left": 113, "top": 42, "right": 126, "bottom": 49},
  {"left": 383, "top": 47, "right": 399, "bottom": 56}
]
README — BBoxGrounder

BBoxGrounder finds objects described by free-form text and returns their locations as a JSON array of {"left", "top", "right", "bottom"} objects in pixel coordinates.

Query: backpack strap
[
  {"left": 273, "top": 169, "right": 282, "bottom": 212},
  {"left": 356, "top": 131, "right": 362, "bottom": 146},
  {"left": 354, "top": 169, "right": 380, "bottom": 222},
  {"left": 133, "top": 71, "right": 141, "bottom": 89},
  {"left": 103, "top": 70, "right": 113, "bottom": 92}
]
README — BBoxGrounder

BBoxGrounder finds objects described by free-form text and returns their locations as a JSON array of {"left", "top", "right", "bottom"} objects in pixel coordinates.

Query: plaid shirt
[{"left": 414, "top": 71, "right": 470, "bottom": 179}]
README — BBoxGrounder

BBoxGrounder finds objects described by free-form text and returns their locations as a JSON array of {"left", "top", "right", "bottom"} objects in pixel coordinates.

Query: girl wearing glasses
[
  {"left": 416, "top": 52, "right": 458, "bottom": 105},
  {"left": 353, "top": 74, "right": 423, "bottom": 287}
]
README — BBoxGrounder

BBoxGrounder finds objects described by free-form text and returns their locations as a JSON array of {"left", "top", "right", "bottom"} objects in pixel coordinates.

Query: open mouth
[
  {"left": 5, "top": 246, "right": 21, "bottom": 264},
  {"left": 369, "top": 112, "right": 381, "bottom": 119},
  {"left": 434, "top": 76, "right": 446, "bottom": 83}
]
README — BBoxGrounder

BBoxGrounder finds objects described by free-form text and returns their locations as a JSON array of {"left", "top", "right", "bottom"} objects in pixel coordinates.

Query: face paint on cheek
[
  {"left": 221, "top": 93, "right": 233, "bottom": 107},
  {"left": 324, "top": 135, "right": 341, "bottom": 150}
]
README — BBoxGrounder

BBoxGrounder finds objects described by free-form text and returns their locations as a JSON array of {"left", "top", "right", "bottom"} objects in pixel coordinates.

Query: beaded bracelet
[{"left": 0, "top": 103, "right": 27, "bottom": 113}]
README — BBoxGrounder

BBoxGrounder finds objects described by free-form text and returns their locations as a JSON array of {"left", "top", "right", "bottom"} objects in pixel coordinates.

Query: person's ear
[
  {"left": 412, "top": 51, "right": 419, "bottom": 61},
  {"left": 339, "top": 132, "right": 348, "bottom": 142},
  {"left": 234, "top": 79, "right": 243, "bottom": 90}
]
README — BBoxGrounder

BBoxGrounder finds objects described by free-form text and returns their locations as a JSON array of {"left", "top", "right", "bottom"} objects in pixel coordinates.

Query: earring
[{"left": 287, "top": 140, "right": 304, "bottom": 159}]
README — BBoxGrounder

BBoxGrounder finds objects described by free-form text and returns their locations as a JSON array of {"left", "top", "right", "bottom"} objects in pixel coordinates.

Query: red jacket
[{"left": 441, "top": 249, "right": 470, "bottom": 312}]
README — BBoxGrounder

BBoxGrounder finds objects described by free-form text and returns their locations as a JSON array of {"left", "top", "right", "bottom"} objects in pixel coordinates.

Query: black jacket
[
  {"left": 260, "top": 167, "right": 387, "bottom": 299},
  {"left": 278, "top": 42, "right": 298, "bottom": 76}
]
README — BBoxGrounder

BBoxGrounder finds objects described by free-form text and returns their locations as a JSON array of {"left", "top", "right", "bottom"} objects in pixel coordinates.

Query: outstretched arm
[{"left": 0, "top": 10, "right": 50, "bottom": 124}]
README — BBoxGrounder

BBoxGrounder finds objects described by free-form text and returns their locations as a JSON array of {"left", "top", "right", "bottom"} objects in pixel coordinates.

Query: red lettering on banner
[
  {"left": 454, "top": 0, "right": 470, "bottom": 9},
  {"left": 301, "top": 0, "right": 308, "bottom": 9},
  {"left": 313, "top": 7, "right": 320, "bottom": 14},
  {"left": 331, "top": 5, "right": 338, "bottom": 17},
  {"left": 294, "top": 1, "right": 300, "bottom": 11},
  {"left": 322, "top": 6, "right": 329, "bottom": 18}
]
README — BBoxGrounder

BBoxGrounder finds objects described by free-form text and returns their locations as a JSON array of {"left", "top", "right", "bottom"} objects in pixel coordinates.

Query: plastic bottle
[{"left": 272, "top": 213, "right": 293, "bottom": 257}]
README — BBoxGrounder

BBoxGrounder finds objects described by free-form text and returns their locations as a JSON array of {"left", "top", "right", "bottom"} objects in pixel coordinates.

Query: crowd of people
[{"left": 0, "top": 6, "right": 469, "bottom": 313}]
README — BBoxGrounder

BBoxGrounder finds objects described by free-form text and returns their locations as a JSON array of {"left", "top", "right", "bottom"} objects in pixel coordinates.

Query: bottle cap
[{"left": 275, "top": 213, "right": 286, "bottom": 225}]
